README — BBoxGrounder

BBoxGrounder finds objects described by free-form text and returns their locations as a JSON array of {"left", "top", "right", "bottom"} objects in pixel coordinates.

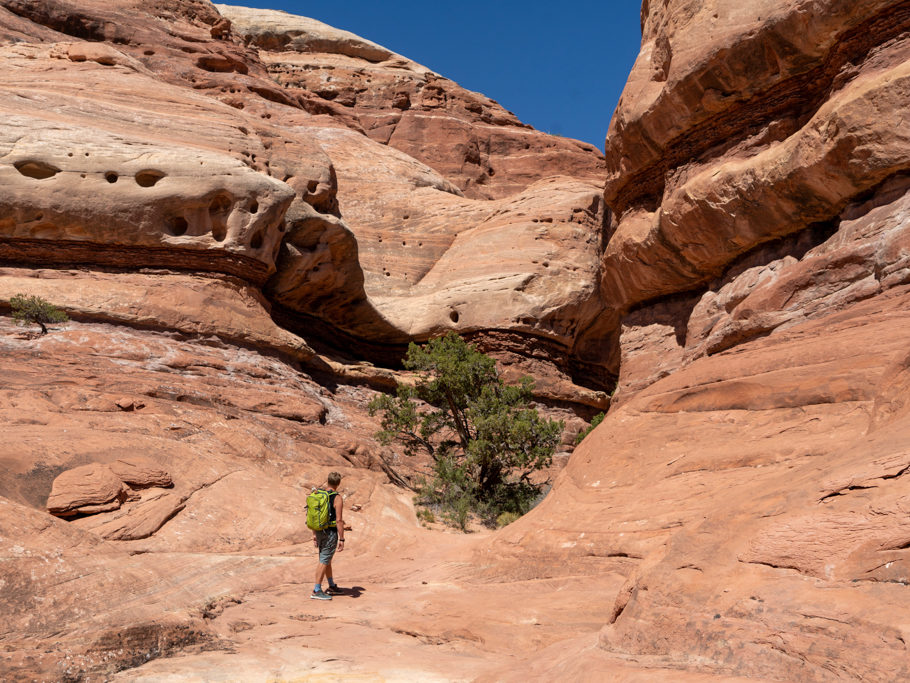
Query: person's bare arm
[{"left": 334, "top": 494, "right": 345, "bottom": 551}]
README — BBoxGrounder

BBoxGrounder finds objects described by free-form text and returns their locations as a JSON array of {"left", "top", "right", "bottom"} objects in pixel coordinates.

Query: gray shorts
[{"left": 315, "top": 527, "right": 338, "bottom": 565}]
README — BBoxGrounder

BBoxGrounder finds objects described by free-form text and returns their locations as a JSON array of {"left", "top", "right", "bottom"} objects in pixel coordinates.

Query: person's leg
[
  {"left": 325, "top": 560, "right": 334, "bottom": 586},
  {"left": 323, "top": 529, "right": 340, "bottom": 592},
  {"left": 311, "top": 559, "right": 331, "bottom": 599},
  {"left": 313, "top": 530, "right": 330, "bottom": 596}
]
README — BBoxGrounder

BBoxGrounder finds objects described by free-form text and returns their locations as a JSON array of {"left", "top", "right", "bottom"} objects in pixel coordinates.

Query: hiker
[{"left": 310, "top": 471, "right": 345, "bottom": 600}]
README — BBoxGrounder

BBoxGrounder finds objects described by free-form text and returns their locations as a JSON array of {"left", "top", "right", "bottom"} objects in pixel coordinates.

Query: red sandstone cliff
[
  {"left": 499, "top": 1, "right": 910, "bottom": 680},
  {"left": 2, "top": 0, "right": 910, "bottom": 680},
  {"left": 0, "top": 0, "right": 611, "bottom": 411}
]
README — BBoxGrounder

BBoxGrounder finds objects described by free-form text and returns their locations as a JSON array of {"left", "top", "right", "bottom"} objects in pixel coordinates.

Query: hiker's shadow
[{"left": 342, "top": 586, "right": 365, "bottom": 599}]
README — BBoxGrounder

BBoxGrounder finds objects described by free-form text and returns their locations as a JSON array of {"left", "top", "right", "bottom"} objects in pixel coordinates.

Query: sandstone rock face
[
  {"left": 489, "top": 0, "right": 910, "bottom": 680},
  {"left": 597, "top": 0, "right": 910, "bottom": 398},
  {"left": 218, "top": 4, "right": 605, "bottom": 201},
  {"left": 505, "top": 287, "right": 910, "bottom": 681},
  {"left": 0, "top": 0, "right": 612, "bottom": 404},
  {"left": 6, "top": 0, "right": 910, "bottom": 680},
  {"left": 0, "top": 267, "right": 317, "bottom": 362}
]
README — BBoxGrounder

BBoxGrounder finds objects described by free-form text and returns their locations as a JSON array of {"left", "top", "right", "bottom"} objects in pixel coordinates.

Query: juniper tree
[{"left": 369, "top": 332, "right": 562, "bottom": 528}]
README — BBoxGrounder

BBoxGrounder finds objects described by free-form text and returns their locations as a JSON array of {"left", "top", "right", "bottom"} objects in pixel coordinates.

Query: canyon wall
[
  {"left": 499, "top": 1, "right": 910, "bottom": 680},
  {"left": 0, "top": 0, "right": 611, "bottom": 411}
]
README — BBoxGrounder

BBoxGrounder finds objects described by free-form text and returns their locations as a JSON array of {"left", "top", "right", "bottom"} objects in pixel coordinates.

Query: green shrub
[
  {"left": 496, "top": 511, "right": 519, "bottom": 527},
  {"left": 9, "top": 293, "right": 68, "bottom": 335},
  {"left": 416, "top": 507, "right": 436, "bottom": 525},
  {"left": 370, "top": 332, "right": 563, "bottom": 531},
  {"left": 444, "top": 492, "right": 472, "bottom": 532},
  {"left": 575, "top": 411, "right": 605, "bottom": 445}
]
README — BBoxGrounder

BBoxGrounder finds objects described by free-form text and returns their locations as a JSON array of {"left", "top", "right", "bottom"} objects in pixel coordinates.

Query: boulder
[
  {"left": 46, "top": 463, "right": 128, "bottom": 517},
  {"left": 109, "top": 458, "right": 172, "bottom": 488}
]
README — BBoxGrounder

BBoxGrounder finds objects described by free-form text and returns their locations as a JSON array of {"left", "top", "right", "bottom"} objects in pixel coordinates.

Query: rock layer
[{"left": 597, "top": 0, "right": 910, "bottom": 398}]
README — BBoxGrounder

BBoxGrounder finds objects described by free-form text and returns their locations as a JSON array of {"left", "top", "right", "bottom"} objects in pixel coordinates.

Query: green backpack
[{"left": 306, "top": 488, "right": 331, "bottom": 530}]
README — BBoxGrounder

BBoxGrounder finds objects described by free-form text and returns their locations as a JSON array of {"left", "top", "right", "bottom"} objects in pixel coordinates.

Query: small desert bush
[
  {"left": 370, "top": 332, "right": 563, "bottom": 532},
  {"left": 575, "top": 412, "right": 605, "bottom": 445},
  {"left": 416, "top": 507, "right": 436, "bottom": 525},
  {"left": 10, "top": 293, "right": 68, "bottom": 335},
  {"left": 496, "top": 511, "right": 519, "bottom": 527}
]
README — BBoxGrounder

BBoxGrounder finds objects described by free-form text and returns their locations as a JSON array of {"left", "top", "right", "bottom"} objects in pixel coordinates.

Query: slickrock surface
[
  {"left": 0, "top": 317, "right": 609, "bottom": 680},
  {"left": 501, "top": 287, "right": 910, "bottom": 680},
  {"left": 3, "top": 0, "right": 910, "bottom": 680}
]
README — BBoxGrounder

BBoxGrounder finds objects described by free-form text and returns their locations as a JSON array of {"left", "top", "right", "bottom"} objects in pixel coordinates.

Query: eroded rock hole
[
  {"left": 105, "top": 172, "right": 118, "bottom": 184},
  {"left": 167, "top": 216, "right": 189, "bottom": 236},
  {"left": 14, "top": 161, "right": 60, "bottom": 180},
  {"left": 249, "top": 200, "right": 259, "bottom": 214},
  {"left": 210, "top": 195, "right": 232, "bottom": 215},
  {"left": 209, "top": 195, "right": 232, "bottom": 242},
  {"left": 307, "top": 180, "right": 318, "bottom": 192},
  {"left": 250, "top": 231, "right": 263, "bottom": 249},
  {"left": 450, "top": 310, "right": 460, "bottom": 323},
  {"left": 135, "top": 170, "right": 165, "bottom": 187}
]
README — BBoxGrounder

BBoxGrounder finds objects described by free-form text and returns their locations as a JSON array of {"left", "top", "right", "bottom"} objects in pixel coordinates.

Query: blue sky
[{"left": 226, "top": 1, "right": 643, "bottom": 151}]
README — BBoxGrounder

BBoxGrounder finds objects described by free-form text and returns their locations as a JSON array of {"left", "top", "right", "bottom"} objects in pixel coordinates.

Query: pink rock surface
[{"left": 503, "top": 288, "right": 910, "bottom": 681}]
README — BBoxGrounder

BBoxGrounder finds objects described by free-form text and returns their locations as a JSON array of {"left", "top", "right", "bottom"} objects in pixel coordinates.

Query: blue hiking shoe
[{"left": 310, "top": 588, "right": 332, "bottom": 601}]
